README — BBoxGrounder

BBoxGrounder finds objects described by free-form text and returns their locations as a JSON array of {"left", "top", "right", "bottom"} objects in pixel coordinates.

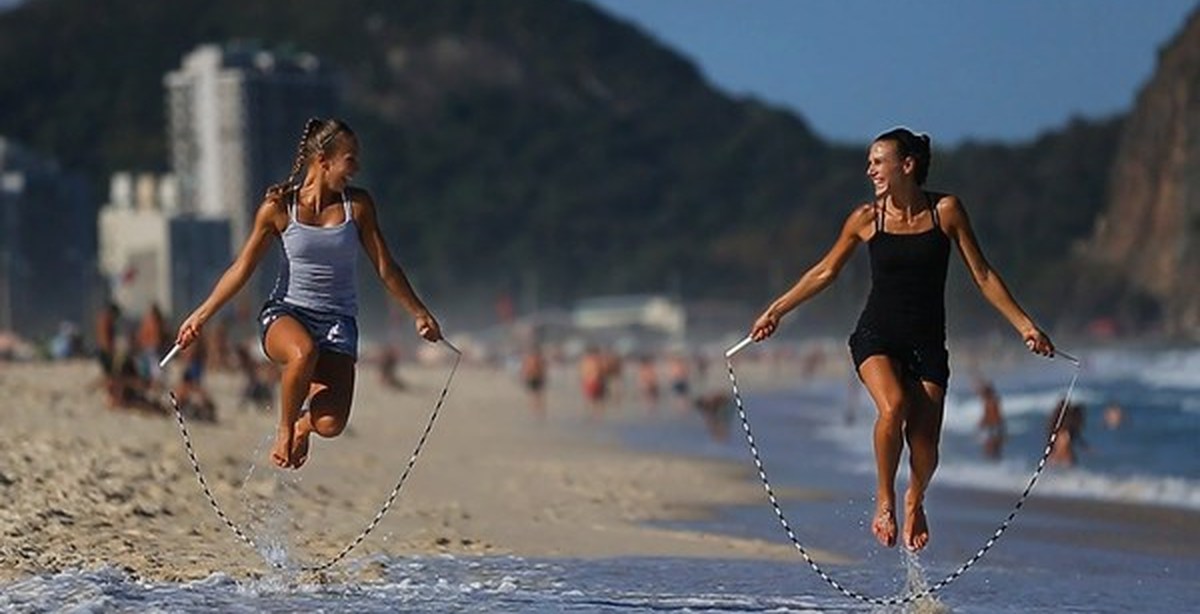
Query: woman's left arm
[
  {"left": 354, "top": 189, "right": 442, "bottom": 342},
  {"left": 941, "top": 195, "right": 1054, "bottom": 356}
]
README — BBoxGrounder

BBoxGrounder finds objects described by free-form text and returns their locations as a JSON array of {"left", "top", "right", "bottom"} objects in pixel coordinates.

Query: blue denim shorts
[{"left": 259, "top": 299, "right": 358, "bottom": 361}]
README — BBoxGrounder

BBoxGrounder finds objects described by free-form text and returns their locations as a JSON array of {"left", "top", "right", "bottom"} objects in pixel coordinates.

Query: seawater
[
  {"left": 621, "top": 344, "right": 1200, "bottom": 612},
  {"left": 2, "top": 552, "right": 1195, "bottom": 613}
]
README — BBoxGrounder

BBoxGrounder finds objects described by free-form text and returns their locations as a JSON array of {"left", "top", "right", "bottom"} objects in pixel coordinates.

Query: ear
[{"left": 901, "top": 155, "right": 917, "bottom": 177}]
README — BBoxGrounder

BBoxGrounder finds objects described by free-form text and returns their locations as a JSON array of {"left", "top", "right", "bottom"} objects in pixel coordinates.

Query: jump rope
[
  {"left": 158, "top": 339, "right": 461, "bottom": 574},
  {"left": 156, "top": 332, "right": 1078, "bottom": 593},
  {"left": 723, "top": 335, "right": 1082, "bottom": 607}
]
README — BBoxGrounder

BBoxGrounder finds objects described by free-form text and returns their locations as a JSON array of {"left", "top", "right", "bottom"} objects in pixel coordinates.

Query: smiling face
[
  {"left": 318, "top": 133, "right": 360, "bottom": 192},
  {"left": 865, "top": 139, "right": 916, "bottom": 198}
]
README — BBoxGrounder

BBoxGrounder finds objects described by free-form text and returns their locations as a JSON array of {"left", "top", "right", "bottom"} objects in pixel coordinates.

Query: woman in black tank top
[{"left": 747, "top": 127, "right": 1056, "bottom": 553}]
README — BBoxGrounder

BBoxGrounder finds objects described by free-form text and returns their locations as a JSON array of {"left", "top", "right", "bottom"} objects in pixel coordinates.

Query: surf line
[
  {"left": 723, "top": 335, "right": 1082, "bottom": 607},
  {"left": 159, "top": 339, "right": 462, "bottom": 574}
]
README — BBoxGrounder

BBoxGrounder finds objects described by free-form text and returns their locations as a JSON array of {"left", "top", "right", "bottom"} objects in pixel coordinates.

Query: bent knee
[
  {"left": 311, "top": 413, "right": 347, "bottom": 438},
  {"left": 275, "top": 343, "right": 319, "bottom": 373},
  {"left": 293, "top": 344, "right": 321, "bottom": 368}
]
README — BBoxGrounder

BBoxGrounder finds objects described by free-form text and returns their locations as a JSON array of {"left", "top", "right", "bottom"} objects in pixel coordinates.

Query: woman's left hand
[
  {"left": 415, "top": 313, "right": 442, "bottom": 342},
  {"left": 1022, "top": 328, "right": 1054, "bottom": 358}
]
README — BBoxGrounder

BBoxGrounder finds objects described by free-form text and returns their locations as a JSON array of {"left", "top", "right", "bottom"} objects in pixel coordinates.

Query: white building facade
[
  {"left": 164, "top": 42, "right": 340, "bottom": 303},
  {"left": 98, "top": 172, "right": 230, "bottom": 317}
]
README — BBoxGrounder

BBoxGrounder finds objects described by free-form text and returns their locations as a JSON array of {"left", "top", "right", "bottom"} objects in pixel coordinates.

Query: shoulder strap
[
  {"left": 288, "top": 189, "right": 298, "bottom": 222},
  {"left": 874, "top": 202, "right": 884, "bottom": 233},
  {"left": 927, "top": 191, "right": 940, "bottom": 228},
  {"left": 341, "top": 189, "right": 353, "bottom": 221}
]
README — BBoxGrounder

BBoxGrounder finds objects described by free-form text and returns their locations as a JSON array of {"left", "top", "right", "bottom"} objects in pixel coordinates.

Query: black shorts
[{"left": 848, "top": 326, "right": 949, "bottom": 389}]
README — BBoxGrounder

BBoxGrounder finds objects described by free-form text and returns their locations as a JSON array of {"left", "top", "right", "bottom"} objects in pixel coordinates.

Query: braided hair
[{"left": 266, "top": 118, "right": 355, "bottom": 201}]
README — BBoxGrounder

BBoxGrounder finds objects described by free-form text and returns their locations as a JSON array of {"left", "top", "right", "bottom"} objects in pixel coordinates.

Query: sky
[{"left": 586, "top": 0, "right": 1198, "bottom": 145}]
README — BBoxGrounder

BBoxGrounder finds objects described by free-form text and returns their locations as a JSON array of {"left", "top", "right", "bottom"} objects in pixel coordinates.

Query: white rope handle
[
  {"left": 725, "top": 335, "right": 754, "bottom": 358},
  {"left": 159, "top": 343, "right": 182, "bottom": 368}
]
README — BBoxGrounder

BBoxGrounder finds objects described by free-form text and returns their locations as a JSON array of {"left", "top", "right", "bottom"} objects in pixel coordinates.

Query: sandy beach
[{"left": 0, "top": 354, "right": 837, "bottom": 584}]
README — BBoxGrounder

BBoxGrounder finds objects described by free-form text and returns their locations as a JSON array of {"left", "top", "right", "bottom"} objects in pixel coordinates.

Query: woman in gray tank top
[{"left": 172, "top": 118, "right": 442, "bottom": 470}]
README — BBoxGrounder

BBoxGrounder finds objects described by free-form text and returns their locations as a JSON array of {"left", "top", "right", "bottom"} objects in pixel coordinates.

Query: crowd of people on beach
[
  {"left": 509, "top": 339, "right": 840, "bottom": 444},
  {"left": 16, "top": 287, "right": 758, "bottom": 450},
  {"left": 87, "top": 301, "right": 276, "bottom": 422},
  {"left": 518, "top": 342, "right": 723, "bottom": 424}
]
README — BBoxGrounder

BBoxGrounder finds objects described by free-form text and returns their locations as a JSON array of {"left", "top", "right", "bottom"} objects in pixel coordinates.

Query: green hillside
[{"left": 0, "top": 0, "right": 1122, "bottom": 334}]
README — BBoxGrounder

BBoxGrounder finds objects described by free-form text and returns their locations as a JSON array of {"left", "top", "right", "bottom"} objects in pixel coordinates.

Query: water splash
[{"left": 900, "top": 550, "right": 948, "bottom": 614}]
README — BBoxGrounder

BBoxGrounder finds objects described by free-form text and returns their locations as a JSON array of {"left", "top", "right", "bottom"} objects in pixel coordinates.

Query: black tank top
[{"left": 855, "top": 192, "right": 951, "bottom": 343}]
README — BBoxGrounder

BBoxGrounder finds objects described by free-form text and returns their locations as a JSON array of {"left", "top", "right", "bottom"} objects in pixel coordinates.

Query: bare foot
[
  {"left": 290, "top": 419, "right": 312, "bottom": 469},
  {"left": 872, "top": 503, "right": 897, "bottom": 548},
  {"left": 904, "top": 492, "right": 930, "bottom": 551},
  {"left": 270, "top": 426, "right": 294, "bottom": 468}
]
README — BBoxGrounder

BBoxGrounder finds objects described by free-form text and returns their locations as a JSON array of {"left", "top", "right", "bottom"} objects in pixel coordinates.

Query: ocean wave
[
  {"left": 942, "top": 387, "right": 1100, "bottom": 436},
  {"left": 935, "top": 459, "right": 1200, "bottom": 511},
  {"left": 1084, "top": 347, "right": 1200, "bottom": 391}
]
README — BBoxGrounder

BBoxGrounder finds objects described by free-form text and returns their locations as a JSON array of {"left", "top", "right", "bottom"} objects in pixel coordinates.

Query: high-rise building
[
  {"left": 164, "top": 42, "right": 340, "bottom": 303},
  {"left": 0, "top": 137, "right": 94, "bottom": 338}
]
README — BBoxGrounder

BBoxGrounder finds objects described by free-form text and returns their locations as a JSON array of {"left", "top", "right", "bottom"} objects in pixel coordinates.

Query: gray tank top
[{"left": 269, "top": 190, "right": 358, "bottom": 316}]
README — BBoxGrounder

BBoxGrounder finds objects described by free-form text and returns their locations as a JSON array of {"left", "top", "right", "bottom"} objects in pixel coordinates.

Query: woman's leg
[
  {"left": 263, "top": 316, "right": 318, "bottom": 468},
  {"left": 290, "top": 350, "right": 356, "bottom": 468},
  {"left": 902, "top": 379, "right": 946, "bottom": 551},
  {"left": 857, "top": 355, "right": 910, "bottom": 548}
]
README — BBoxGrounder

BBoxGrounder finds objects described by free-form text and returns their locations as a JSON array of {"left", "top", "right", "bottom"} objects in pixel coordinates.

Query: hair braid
[
  {"left": 266, "top": 117, "right": 323, "bottom": 202},
  {"left": 264, "top": 118, "right": 356, "bottom": 202}
]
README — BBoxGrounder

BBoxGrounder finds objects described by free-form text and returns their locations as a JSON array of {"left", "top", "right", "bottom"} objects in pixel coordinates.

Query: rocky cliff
[{"left": 1087, "top": 8, "right": 1200, "bottom": 337}]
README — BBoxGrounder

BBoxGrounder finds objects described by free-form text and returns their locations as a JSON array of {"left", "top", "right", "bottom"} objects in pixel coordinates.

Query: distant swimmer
[
  {"left": 749, "top": 127, "right": 1055, "bottom": 552},
  {"left": 1048, "top": 399, "right": 1087, "bottom": 467},
  {"left": 976, "top": 380, "right": 1005, "bottom": 460},
  {"left": 172, "top": 118, "right": 442, "bottom": 469},
  {"left": 1103, "top": 402, "right": 1125, "bottom": 430}
]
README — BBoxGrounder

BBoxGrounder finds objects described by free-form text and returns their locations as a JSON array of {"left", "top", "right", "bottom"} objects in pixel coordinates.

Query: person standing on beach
[
  {"left": 579, "top": 346, "right": 608, "bottom": 417},
  {"left": 136, "top": 302, "right": 169, "bottom": 387},
  {"left": 172, "top": 118, "right": 442, "bottom": 469},
  {"left": 520, "top": 343, "right": 548, "bottom": 418},
  {"left": 637, "top": 354, "right": 660, "bottom": 411},
  {"left": 94, "top": 301, "right": 122, "bottom": 406},
  {"left": 748, "top": 127, "right": 1055, "bottom": 552}
]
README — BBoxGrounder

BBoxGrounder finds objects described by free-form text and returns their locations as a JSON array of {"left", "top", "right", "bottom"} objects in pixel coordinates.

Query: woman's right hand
[
  {"left": 175, "top": 312, "right": 205, "bottom": 350},
  {"left": 751, "top": 310, "right": 780, "bottom": 342}
]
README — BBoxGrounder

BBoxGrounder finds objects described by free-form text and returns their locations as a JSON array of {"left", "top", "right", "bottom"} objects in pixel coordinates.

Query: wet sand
[{"left": 0, "top": 356, "right": 838, "bottom": 583}]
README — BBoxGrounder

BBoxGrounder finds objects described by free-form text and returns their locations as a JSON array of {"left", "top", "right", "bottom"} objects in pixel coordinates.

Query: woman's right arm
[
  {"left": 175, "top": 200, "right": 281, "bottom": 348},
  {"left": 751, "top": 205, "right": 872, "bottom": 341}
]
